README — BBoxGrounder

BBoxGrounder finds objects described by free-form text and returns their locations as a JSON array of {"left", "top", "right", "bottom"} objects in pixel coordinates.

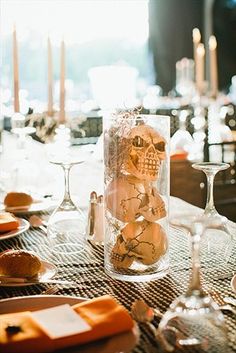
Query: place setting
[
  {"left": 0, "top": 210, "right": 29, "bottom": 241},
  {"left": 0, "top": 248, "right": 80, "bottom": 287},
  {"left": 0, "top": 189, "right": 57, "bottom": 241},
  {"left": 0, "top": 193, "right": 56, "bottom": 215}
]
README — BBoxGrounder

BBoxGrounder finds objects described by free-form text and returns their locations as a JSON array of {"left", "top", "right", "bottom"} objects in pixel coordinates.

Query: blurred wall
[
  {"left": 148, "top": 0, "right": 204, "bottom": 94},
  {"left": 213, "top": 0, "right": 236, "bottom": 91},
  {"left": 149, "top": 0, "right": 236, "bottom": 94}
]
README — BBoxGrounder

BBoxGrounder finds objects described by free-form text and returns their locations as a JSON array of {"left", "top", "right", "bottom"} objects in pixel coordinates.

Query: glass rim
[{"left": 192, "top": 162, "right": 230, "bottom": 171}]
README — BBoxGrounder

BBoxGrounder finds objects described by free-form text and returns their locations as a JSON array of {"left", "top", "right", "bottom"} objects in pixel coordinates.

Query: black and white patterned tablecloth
[{"left": 0, "top": 199, "right": 236, "bottom": 353}]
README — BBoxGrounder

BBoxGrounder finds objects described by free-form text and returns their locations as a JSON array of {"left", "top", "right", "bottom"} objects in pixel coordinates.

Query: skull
[
  {"left": 125, "top": 124, "right": 166, "bottom": 181},
  {"left": 105, "top": 174, "right": 148, "bottom": 222},
  {"left": 140, "top": 186, "right": 166, "bottom": 222},
  {"left": 110, "top": 220, "right": 168, "bottom": 268},
  {"left": 110, "top": 233, "right": 135, "bottom": 269}
]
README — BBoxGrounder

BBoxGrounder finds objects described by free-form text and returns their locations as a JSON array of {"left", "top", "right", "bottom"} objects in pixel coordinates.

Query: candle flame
[
  {"left": 192, "top": 28, "right": 201, "bottom": 43},
  {"left": 209, "top": 35, "right": 217, "bottom": 50},
  {"left": 197, "top": 43, "right": 205, "bottom": 57}
]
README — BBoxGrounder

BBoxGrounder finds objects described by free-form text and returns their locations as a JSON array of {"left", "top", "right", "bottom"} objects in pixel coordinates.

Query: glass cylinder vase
[{"left": 104, "top": 112, "right": 170, "bottom": 282}]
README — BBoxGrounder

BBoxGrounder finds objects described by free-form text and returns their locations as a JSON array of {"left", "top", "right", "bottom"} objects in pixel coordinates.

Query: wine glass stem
[
  {"left": 17, "top": 133, "right": 27, "bottom": 157},
  {"left": 188, "top": 234, "right": 202, "bottom": 294},
  {"left": 63, "top": 165, "right": 72, "bottom": 205},
  {"left": 205, "top": 172, "right": 216, "bottom": 214}
]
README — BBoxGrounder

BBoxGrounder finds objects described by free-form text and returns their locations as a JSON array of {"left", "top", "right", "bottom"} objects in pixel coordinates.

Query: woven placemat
[{"left": 0, "top": 214, "right": 235, "bottom": 353}]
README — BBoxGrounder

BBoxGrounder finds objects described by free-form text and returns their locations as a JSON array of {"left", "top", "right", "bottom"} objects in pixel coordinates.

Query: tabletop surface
[
  {"left": 0, "top": 196, "right": 235, "bottom": 353},
  {"left": 0, "top": 132, "right": 235, "bottom": 353}
]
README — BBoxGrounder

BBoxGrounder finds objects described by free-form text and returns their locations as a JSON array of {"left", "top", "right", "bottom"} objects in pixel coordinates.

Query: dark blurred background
[{"left": 149, "top": 0, "right": 236, "bottom": 94}]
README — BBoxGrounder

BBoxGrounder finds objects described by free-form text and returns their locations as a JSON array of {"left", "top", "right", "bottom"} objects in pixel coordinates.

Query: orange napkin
[
  {"left": 0, "top": 212, "right": 19, "bottom": 233},
  {"left": 170, "top": 149, "right": 188, "bottom": 160},
  {"left": 0, "top": 295, "right": 134, "bottom": 353}
]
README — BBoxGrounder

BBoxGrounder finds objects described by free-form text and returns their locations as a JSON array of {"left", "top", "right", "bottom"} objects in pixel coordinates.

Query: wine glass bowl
[
  {"left": 158, "top": 214, "right": 229, "bottom": 352},
  {"left": 192, "top": 162, "right": 230, "bottom": 219},
  {"left": 192, "top": 162, "right": 233, "bottom": 263},
  {"left": 47, "top": 159, "right": 86, "bottom": 255},
  {"left": 11, "top": 113, "right": 36, "bottom": 151},
  {"left": 10, "top": 113, "right": 38, "bottom": 194}
]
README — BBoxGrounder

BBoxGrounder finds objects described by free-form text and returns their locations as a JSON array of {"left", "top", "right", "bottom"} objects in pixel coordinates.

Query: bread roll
[
  {"left": 4, "top": 192, "right": 33, "bottom": 208},
  {"left": 0, "top": 212, "right": 20, "bottom": 232},
  {"left": 0, "top": 250, "right": 42, "bottom": 277}
]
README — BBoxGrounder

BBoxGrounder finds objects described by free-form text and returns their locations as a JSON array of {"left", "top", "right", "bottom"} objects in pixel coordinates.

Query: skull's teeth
[
  {"left": 137, "top": 158, "right": 158, "bottom": 176},
  {"left": 139, "top": 159, "right": 157, "bottom": 168}
]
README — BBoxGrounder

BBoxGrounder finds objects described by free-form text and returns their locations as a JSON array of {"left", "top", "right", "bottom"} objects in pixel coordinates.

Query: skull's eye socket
[
  {"left": 132, "top": 136, "right": 145, "bottom": 147},
  {"left": 155, "top": 141, "right": 165, "bottom": 152}
]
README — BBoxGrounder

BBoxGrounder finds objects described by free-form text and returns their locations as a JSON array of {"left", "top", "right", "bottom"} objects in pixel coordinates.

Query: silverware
[
  {"left": 223, "top": 296, "right": 236, "bottom": 307},
  {"left": 0, "top": 277, "right": 76, "bottom": 286},
  {"left": 219, "top": 304, "right": 236, "bottom": 315},
  {"left": 29, "top": 215, "right": 48, "bottom": 235},
  {"left": 213, "top": 271, "right": 235, "bottom": 280}
]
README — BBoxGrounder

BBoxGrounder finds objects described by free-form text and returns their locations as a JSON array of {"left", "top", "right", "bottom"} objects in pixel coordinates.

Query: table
[
  {"left": 0, "top": 196, "right": 236, "bottom": 353},
  {"left": 0, "top": 133, "right": 236, "bottom": 352}
]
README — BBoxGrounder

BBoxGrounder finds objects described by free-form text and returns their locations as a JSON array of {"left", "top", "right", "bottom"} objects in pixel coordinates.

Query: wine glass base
[
  {"left": 11, "top": 126, "right": 36, "bottom": 136},
  {"left": 51, "top": 242, "right": 84, "bottom": 255},
  {"left": 192, "top": 162, "right": 230, "bottom": 172}
]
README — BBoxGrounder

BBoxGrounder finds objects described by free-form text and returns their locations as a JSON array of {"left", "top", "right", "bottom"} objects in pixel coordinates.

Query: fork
[
  {"left": 223, "top": 296, "right": 236, "bottom": 307},
  {"left": 219, "top": 305, "right": 236, "bottom": 315}
]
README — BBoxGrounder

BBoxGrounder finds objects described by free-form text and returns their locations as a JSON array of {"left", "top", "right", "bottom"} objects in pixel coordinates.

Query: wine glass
[
  {"left": 192, "top": 162, "right": 233, "bottom": 263},
  {"left": 170, "top": 110, "right": 194, "bottom": 156},
  {"left": 157, "top": 215, "right": 229, "bottom": 352},
  {"left": 47, "top": 158, "right": 86, "bottom": 254},
  {"left": 11, "top": 112, "right": 36, "bottom": 153},
  {"left": 11, "top": 113, "right": 38, "bottom": 194}
]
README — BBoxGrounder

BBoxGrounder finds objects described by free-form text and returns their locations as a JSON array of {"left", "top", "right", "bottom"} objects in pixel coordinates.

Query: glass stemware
[
  {"left": 10, "top": 113, "right": 38, "bottom": 194},
  {"left": 11, "top": 112, "right": 36, "bottom": 153},
  {"left": 192, "top": 162, "right": 233, "bottom": 262},
  {"left": 47, "top": 159, "right": 86, "bottom": 254},
  {"left": 157, "top": 215, "right": 229, "bottom": 352},
  {"left": 170, "top": 110, "right": 194, "bottom": 157}
]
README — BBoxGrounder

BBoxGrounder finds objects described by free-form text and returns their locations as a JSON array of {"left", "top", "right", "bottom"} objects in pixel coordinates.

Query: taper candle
[
  {"left": 59, "top": 39, "right": 66, "bottom": 124},
  {"left": 196, "top": 43, "right": 205, "bottom": 95},
  {"left": 209, "top": 35, "right": 218, "bottom": 98},
  {"left": 13, "top": 25, "right": 20, "bottom": 113},
  {"left": 192, "top": 28, "right": 201, "bottom": 82},
  {"left": 47, "top": 36, "right": 53, "bottom": 116}
]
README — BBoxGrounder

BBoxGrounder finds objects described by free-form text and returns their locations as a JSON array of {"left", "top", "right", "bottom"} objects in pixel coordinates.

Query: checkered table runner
[{"left": 0, "top": 207, "right": 235, "bottom": 353}]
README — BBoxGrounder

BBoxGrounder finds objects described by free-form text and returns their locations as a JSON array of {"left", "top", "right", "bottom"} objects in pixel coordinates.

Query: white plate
[
  {"left": 231, "top": 274, "right": 236, "bottom": 293},
  {"left": 0, "top": 260, "right": 57, "bottom": 287},
  {"left": 0, "top": 198, "right": 56, "bottom": 215},
  {"left": 0, "top": 294, "right": 84, "bottom": 313},
  {"left": 0, "top": 218, "right": 29, "bottom": 240},
  {"left": 0, "top": 295, "right": 139, "bottom": 353}
]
